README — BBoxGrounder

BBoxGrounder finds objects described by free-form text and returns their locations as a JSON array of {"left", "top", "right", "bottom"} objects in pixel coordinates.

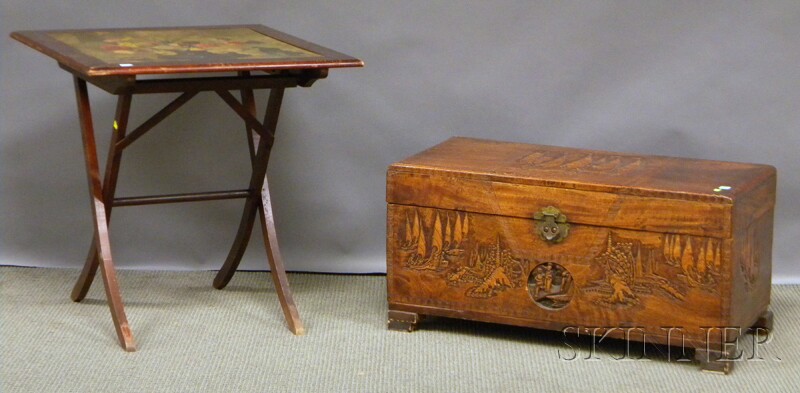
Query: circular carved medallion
[{"left": 527, "top": 262, "right": 574, "bottom": 310}]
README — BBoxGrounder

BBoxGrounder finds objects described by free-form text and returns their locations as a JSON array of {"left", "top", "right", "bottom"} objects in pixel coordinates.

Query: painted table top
[{"left": 11, "top": 25, "right": 363, "bottom": 76}]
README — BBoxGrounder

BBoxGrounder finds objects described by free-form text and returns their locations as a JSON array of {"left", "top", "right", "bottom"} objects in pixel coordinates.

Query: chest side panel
[
  {"left": 387, "top": 204, "right": 731, "bottom": 341},
  {"left": 729, "top": 173, "right": 777, "bottom": 330}
]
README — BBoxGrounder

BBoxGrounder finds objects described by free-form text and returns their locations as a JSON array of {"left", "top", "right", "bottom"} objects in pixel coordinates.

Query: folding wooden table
[{"left": 10, "top": 25, "right": 363, "bottom": 351}]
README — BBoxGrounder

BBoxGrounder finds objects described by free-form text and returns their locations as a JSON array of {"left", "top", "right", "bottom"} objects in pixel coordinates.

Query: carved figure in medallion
[{"left": 527, "top": 262, "right": 574, "bottom": 309}]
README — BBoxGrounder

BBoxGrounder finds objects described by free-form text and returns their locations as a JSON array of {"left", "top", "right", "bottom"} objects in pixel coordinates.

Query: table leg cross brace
[{"left": 70, "top": 74, "right": 305, "bottom": 351}]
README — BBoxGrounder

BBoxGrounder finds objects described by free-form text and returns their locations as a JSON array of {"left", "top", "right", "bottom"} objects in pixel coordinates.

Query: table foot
[{"left": 100, "top": 257, "right": 137, "bottom": 352}]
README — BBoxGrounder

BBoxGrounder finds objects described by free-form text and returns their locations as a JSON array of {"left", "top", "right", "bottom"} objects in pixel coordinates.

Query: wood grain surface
[{"left": 387, "top": 137, "right": 776, "bottom": 373}]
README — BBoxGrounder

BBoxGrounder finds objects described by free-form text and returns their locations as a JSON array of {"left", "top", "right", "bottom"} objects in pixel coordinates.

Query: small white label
[
  {"left": 119, "top": 63, "right": 134, "bottom": 67},
  {"left": 718, "top": 185, "right": 732, "bottom": 190}
]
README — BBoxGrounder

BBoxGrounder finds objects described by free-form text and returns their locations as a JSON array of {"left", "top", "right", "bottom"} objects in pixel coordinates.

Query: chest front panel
[{"left": 387, "top": 204, "right": 731, "bottom": 340}]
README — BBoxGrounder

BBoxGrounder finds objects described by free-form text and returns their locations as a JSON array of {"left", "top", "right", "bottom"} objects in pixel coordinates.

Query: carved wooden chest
[{"left": 386, "top": 137, "right": 776, "bottom": 373}]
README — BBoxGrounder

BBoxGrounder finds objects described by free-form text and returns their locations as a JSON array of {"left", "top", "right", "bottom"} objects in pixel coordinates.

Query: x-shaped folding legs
[{"left": 69, "top": 70, "right": 313, "bottom": 351}]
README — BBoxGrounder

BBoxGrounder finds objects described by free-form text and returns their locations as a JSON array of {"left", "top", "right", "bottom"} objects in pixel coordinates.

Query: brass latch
[{"left": 534, "top": 206, "right": 569, "bottom": 243}]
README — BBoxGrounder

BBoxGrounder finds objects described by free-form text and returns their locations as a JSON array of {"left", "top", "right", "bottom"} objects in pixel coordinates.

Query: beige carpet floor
[{"left": 1, "top": 266, "right": 798, "bottom": 392}]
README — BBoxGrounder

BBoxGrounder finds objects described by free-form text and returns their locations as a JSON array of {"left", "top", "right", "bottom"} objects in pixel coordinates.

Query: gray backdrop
[{"left": 1, "top": 1, "right": 798, "bottom": 282}]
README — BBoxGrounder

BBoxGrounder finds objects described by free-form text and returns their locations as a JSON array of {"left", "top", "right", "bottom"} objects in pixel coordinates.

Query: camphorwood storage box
[{"left": 386, "top": 137, "right": 776, "bottom": 373}]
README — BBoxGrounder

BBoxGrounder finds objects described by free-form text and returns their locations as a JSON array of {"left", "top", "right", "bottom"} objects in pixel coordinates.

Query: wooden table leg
[
  {"left": 213, "top": 87, "right": 304, "bottom": 335},
  {"left": 72, "top": 93, "right": 132, "bottom": 302},
  {"left": 213, "top": 74, "right": 259, "bottom": 289},
  {"left": 72, "top": 77, "right": 136, "bottom": 351}
]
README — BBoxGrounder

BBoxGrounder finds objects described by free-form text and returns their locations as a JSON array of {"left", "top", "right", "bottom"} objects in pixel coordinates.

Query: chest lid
[{"left": 387, "top": 137, "right": 776, "bottom": 239}]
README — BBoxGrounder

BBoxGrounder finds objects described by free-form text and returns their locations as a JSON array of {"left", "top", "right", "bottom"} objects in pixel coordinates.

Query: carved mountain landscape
[
  {"left": 400, "top": 209, "right": 527, "bottom": 298},
  {"left": 448, "top": 236, "right": 527, "bottom": 298},
  {"left": 401, "top": 210, "right": 467, "bottom": 272},
  {"left": 398, "top": 207, "right": 725, "bottom": 308},
  {"left": 583, "top": 233, "right": 723, "bottom": 308}
]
